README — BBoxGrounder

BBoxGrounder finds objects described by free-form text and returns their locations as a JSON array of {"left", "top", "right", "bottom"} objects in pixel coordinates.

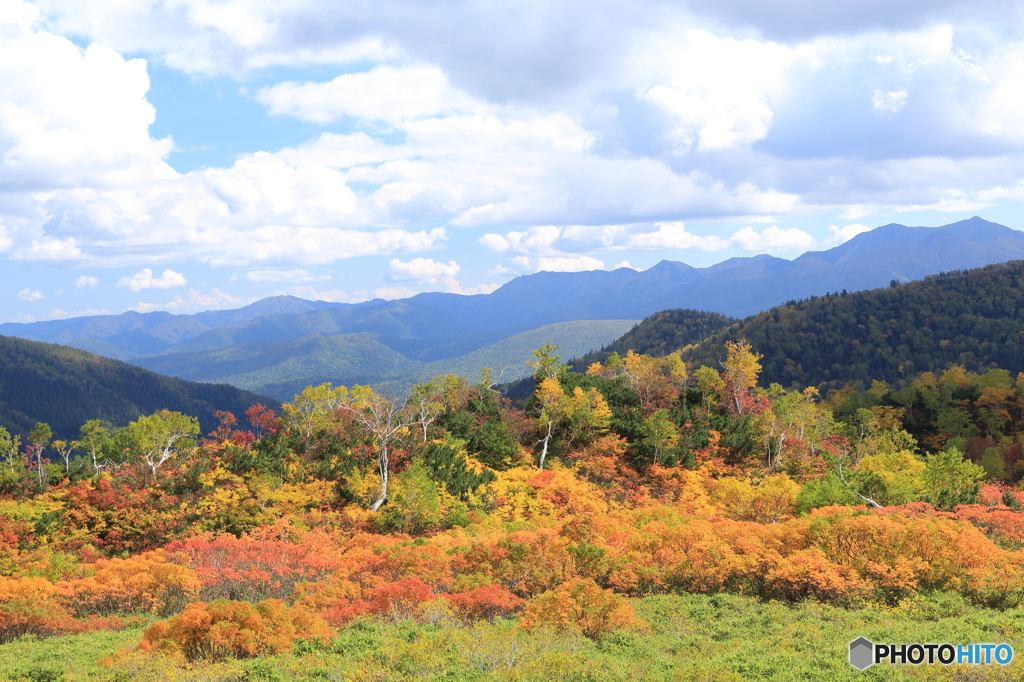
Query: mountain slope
[
  {"left": 679, "top": 260, "right": 1024, "bottom": 390},
  {"left": 134, "top": 333, "right": 419, "bottom": 392},
  {"left": 0, "top": 336, "right": 280, "bottom": 440},
  {"left": 203, "top": 319, "right": 640, "bottom": 401},
  {"left": 569, "top": 309, "right": 737, "bottom": 370}
]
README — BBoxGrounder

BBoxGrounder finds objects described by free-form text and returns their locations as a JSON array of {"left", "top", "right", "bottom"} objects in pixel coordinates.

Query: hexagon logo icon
[{"left": 849, "top": 637, "right": 874, "bottom": 670}]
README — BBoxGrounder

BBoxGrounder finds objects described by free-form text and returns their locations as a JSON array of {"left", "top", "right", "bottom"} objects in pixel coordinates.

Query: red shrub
[{"left": 445, "top": 585, "right": 524, "bottom": 620}]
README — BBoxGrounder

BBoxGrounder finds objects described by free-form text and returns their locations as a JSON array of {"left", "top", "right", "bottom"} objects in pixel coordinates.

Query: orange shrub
[
  {"left": 0, "top": 576, "right": 123, "bottom": 643},
  {"left": 368, "top": 578, "right": 436, "bottom": 620},
  {"left": 519, "top": 577, "right": 640, "bottom": 639},
  {"left": 139, "top": 599, "right": 334, "bottom": 662},
  {"left": 445, "top": 585, "right": 524, "bottom": 621},
  {"left": 61, "top": 549, "right": 199, "bottom": 617}
]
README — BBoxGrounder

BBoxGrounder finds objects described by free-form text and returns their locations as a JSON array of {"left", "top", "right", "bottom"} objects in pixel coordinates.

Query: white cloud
[
  {"left": 4, "top": 0, "right": 1024, "bottom": 309},
  {"left": 17, "top": 288, "right": 44, "bottom": 301},
  {"left": 536, "top": 256, "right": 605, "bottom": 272},
  {"left": 872, "top": 88, "right": 908, "bottom": 116},
  {"left": 74, "top": 275, "right": 99, "bottom": 287},
  {"left": 130, "top": 288, "right": 245, "bottom": 313},
  {"left": 246, "top": 269, "right": 327, "bottom": 283},
  {"left": 640, "top": 30, "right": 794, "bottom": 152},
  {"left": 457, "top": 283, "right": 501, "bottom": 295},
  {"left": 616, "top": 222, "right": 731, "bottom": 251},
  {"left": 118, "top": 268, "right": 187, "bottom": 291},
  {"left": 281, "top": 286, "right": 368, "bottom": 303},
  {"left": 45, "top": 307, "right": 110, "bottom": 319},
  {"left": 614, "top": 261, "right": 634, "bottom": 270},
  {"left": 731, "top": 225, "right": 816, "bottom": 251},
  {"left": 387, "top": 257, "right": 460, "bottom": 283},
  {"left": 0, "top": 9, "right": 175, "bottom": 192},
  {"left": 257, "top": 65, "right": 474, "bottom": 124},
  {"left": 827, "top": 224, "right": 873, "bottom": 246},
  {"left": 372, "top": 285, "right": 418, "bottom": 300},
  {"left": 487, "top": 264, "right": 518, "bottom": 277}
]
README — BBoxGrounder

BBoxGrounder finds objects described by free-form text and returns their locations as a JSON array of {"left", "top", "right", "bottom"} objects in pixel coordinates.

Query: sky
[{"left": 3, "top": 0, "right": 1024, "bottom": 322}]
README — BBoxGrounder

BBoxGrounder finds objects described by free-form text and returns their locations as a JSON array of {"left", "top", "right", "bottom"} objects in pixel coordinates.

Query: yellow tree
[
  {"left": 721, "top": 339, "right": 763, "bottom": 414},
  {"left": 642, "top": 409, "right": 679, "bottom": 466},
  {"left": 534, "top": 378, "right": 567, "bottom": 470},
  {"left": 282, "top": 383, "right": 346, "bottom": 457},
  {"left": 693, "top": 366, "right": 724, "bottom": 408},
  {"left": 337, "top": 385, "right": 416, "bottom": 511},
  {"left": 533, "top": 379, "right": 612, "bottom": 468}
]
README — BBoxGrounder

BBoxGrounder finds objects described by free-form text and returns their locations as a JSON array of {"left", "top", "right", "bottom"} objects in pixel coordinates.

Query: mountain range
[{"left": 2, "top": 216, "right": 1022, "bottom": 398}]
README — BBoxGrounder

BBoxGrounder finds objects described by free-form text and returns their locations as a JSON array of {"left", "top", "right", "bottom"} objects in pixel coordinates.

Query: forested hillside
[
  {"left": 569, "top": 309, "right": 735, "bottom": 371},
  {"left": 680, "top": 261, "right": 1024, "bottom": 391},
  {"left": 0, "top": 335, "right": 279, "bottom": 439}
]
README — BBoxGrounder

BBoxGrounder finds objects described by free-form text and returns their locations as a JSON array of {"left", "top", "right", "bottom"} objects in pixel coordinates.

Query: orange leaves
[
  {"left": 445, "top": 585, "right": 524, "bottom": 621},
  {"left": 368, "top": 578, "right": 436, "bottom": 620},
  {"left": 762, "top": 549, "right": 865, "bottom": 604},
  {"left": 139, "top": 598, "right": 334, "bottom": 662},
  {"left": 519, "top": 578, "right": 641, "bottom": 638},
  {"left": 60, "top": 549, "right": 200, "bottom": 617},
  {"left": 166, "top": 530, "right": 343, "bottom": 603},
  {"left": 0, "top": 575, "right": 125, "bottom": 643}
]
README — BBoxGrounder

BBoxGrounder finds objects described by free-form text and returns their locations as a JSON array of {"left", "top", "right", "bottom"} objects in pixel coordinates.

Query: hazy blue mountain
[
  {"left": 205, "top": 319, "right": 642, "bottom": 401},
  {"left": 3, "top": 217, "right": 1022, "bottom": 370}
]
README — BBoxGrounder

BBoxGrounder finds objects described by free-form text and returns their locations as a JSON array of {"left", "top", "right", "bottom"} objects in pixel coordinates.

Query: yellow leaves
[
  {"left": 0, "top": 497, "right": 63, "bottom": 524},
  {"left": 859, "top": 450, "right": 925, "bottom": 505},
  {"left": 519, "top": 577, "right": 641, "bottom": 638},
  {"left": 482, "top": 465, "right": 609, "bottom": 523},
  {"left": 709, "top": 474, "right": 800, "bottom": 524},
  {"left": 722, "top": 339, "right": 762, "bottom": 393}
]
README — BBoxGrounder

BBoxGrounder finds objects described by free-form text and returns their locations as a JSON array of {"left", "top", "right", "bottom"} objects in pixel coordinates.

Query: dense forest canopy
[
  {"left": 0, "top": 335, "right": 278, "bottom": 439},
  {"left": 681, "top": 261, "right": 1024, "bottom": 391}
]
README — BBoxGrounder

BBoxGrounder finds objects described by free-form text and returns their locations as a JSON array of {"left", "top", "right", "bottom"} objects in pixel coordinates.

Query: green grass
[
  {"left": 0, "top": 624, "right": 148, "bottom": 681},
  {"left": 5, "top": 593, "right": 1024, "bottom": 681}
]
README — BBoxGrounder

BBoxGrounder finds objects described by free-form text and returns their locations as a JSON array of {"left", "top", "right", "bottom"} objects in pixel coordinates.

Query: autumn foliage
[
  {"left": 139, "top": 599, "right": 334, "bottom": 662},
  {"left": 9, "top": 346, "right": 1024, "bottom": 665}
]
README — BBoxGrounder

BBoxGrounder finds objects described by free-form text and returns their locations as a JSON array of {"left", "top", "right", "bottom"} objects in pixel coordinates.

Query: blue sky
[{"left": 3, "top": 0, "right": 1024, "bottom": 321}]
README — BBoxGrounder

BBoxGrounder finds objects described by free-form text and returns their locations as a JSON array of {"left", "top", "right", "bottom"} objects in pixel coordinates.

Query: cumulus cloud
[
  {"left": 730, "top": 225, "right": 816, "bottom": 251},
  {"left": 118, "top": 268, "right": 187, "bottom": 291},
  {"left": 257, "top": 65, "right": 474, "bottom": 124},
  {"left": 614, "top": 261, "right": 634, "bottom": 270},
  {"left": 640, "top": 30, "right": 793, "bottom": 152},
  {"left": 536, "top": 256, "right": 605, "bottom": 272},
  {"left": 872, "top": 89, "right": 908, "bottom": 116},
  {"left": 74, "top": 275, "right": 99, "bottom": 287},
  {"left": 17, "top": 288, "right": 44, "bottom": 301},
  {"left": 45, "top": 307, "right": 111, "bottom": 319},
  {"left": 827, "top": 223, "right": 873, "bottom": 246},
  {"left": 3, "top": 0, "right": 1024, "bottom": 313},
  {"left": 130, "top": 288, "right": 245, "bottom": 313},
  {"left": 246, "top": 269, "right": 327, "bottom": 283},
  {"left": 387, "top": 257, "right": 460, "bottom": 283},
  {"left": 372, "top": 286, "right": 418, "bottom": 300},
  {"left": 281, "top": 286, "right": 368, "bottom": 303}
]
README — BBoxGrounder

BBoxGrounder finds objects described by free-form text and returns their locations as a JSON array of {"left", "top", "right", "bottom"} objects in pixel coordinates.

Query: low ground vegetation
[{"left": 3, "top": 341, "right": 1024, "bottom": 678}]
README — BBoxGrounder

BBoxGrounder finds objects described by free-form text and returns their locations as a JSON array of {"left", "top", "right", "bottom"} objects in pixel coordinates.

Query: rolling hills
[
  {"left": 0, "top": 335, "right": 280, "bottom": 440},
  {"left": 135, "top": 319, "right": 640, "bottom": 401}
]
